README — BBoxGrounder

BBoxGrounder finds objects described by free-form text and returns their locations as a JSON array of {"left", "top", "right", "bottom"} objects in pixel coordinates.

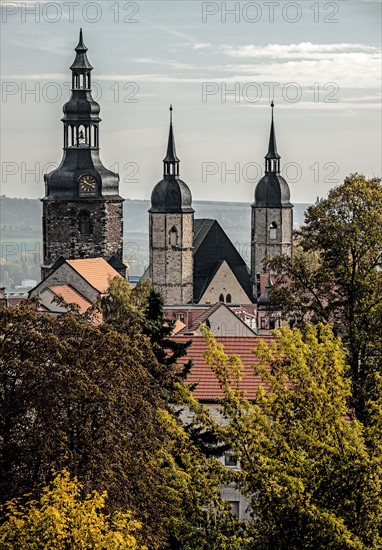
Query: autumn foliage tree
[
  {"left": 268, "top": 174, "right": 382, "bottom": 419},
  {"left": 0, "top": 470, "right": 145, "bottom": 549},
  {"left": 0, "top": 299, "right": 176, "bottom": 547},
  {"left": 0, "top": 286, "right": 231, "bottom": 548},
  {"left": 200, "top": 323, "right": 382, "bottom": 549}
]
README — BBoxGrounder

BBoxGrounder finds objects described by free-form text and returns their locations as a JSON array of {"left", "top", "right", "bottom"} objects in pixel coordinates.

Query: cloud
[
  {"left": 192, "top": 43, "right": 212, "bottom": 50},
  {"left": 221, "top": 42, "right": 379, "bottom": 59}
]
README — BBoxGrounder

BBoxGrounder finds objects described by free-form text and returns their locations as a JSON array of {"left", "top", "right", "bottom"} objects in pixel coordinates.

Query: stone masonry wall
[
  {"left": 150, "top": 212, "right": 193, "bottom": 304},
  {"left": 43, "top": 200, "right": 123, "bottom": 271},
  {"left": 251, "top": 206, "right": 293, "bottom": 278}
]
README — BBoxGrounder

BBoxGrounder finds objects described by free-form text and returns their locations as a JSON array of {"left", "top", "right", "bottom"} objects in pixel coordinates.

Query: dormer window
[
  {"left": 269, "top": 221, "right": 277, "bottom": 240},
  {"left": 169, "top": 226, "right": 178, "bottom": 247}
]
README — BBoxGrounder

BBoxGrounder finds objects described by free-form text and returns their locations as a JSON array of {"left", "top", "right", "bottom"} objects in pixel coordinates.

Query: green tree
[
  {"left": 0, "top": 290, "right": 234, "bottom": 549},
  {"left": 199, "top": 323, "right": 382, "bottom": 549},
  {"left": 0, "top": 470, "right": 145, "bottom": 549},
  {"left": 97, "top": 278, "right": 192, "bottom": 403},
  {"left": 268, "top": 174, "right": 382, "bottom": 419},
  {"left": 98, "top": 278, "right": 227, "bottom": 458},
  {"left": 0, "top": 300, "right": 174, "bottom": 547}
]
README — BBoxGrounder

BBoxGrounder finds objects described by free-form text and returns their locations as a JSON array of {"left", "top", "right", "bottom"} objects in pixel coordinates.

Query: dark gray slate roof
[
  {"left": 193, "top": 219, "right": 255, "bottom": 303},
  {"left": 149, "top": 177, "right": 194, "bottom": 213},
  {"left": 254, "top": 173, "right": 292, "bottom": 207}
]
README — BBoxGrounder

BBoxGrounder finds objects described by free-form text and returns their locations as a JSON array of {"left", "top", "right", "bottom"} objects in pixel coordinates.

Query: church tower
[
  {"left": 149, "top": 106, "right": 194, "bottom": 304},
  {"left": 251, "top": 102, "right": 293, "bottom": 295},
  {"left": 42, "top": 30, "right": 125, "bottom": 278}
]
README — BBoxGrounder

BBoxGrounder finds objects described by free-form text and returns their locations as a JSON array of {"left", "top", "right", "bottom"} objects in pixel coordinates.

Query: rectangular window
[{"left": 225, "top": 452, "right": 238, "bottom": 467}]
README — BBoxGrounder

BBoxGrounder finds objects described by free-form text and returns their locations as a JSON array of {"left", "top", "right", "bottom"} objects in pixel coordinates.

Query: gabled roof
[
  {"left": 182, "top": 302, "right": 222, "bottom": 333},
  {"left": 48, "top": 284, "right": 92, "bottom": 314},
  {"left": 66, "top": 258, "right": 121, "bottom": 293},
  {"left": 174, "top": 335, "right": 274, "bottom": 401},
  {"left": 193, "top": 219, "right": 254, "bottom": 303}
]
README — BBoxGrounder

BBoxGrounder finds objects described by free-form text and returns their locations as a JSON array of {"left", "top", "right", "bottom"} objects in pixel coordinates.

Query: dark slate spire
[
  {"left": 265, "top": 101, "right": 280, "bottom": 172},
  {"left": 150, "top": 107, "right": 193, "bottom": 213},
  {"left": 163, "top": 105, "right": 180, "bottom": 177},
  {"left": 253, "top": 102, "right": 291, "bottom": 207},
  {"left": 70, "top": 28, "right": 93, "bottom": 72}
]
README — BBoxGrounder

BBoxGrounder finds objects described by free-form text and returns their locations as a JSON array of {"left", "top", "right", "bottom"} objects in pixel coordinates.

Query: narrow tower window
[
  {"left": 169, "top": 226, "right": 178, "bottom": 247},
  {"left": 78, "top": 125, "right": 87, "bottom": 146},
  {"left": 79, "top": 211, "right": 92, "bottom": 235},
  {"left": 219, "top": 293, "right": 224, "bottom": 302},
  {"left": 269, "top": 221, "right": 277, "bottom": 240},
  {"left": 226, "top": 294, "right": 232, "bottom": 303}
]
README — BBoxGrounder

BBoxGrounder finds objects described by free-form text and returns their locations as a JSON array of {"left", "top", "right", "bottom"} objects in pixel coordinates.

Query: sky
[{"left": 1, "top": 0, "right": 381, "bottom": 204}]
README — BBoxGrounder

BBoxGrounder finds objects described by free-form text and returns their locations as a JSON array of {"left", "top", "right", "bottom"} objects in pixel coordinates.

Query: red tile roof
[
  {"left": 174, "top": 335, "right": 274, "bottom": 401},
  {"left": 66, "top": 258, "right": 121, "bottom": 293},
  {"left": 48, "top": 285, "right": 92, "bottom": 314},
  {"left": 173, "top": 319, "right": 186, "bottom": 334}
]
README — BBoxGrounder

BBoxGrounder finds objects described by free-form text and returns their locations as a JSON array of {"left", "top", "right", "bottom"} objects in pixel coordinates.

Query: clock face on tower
[{"left": 79, "top": 175, "right": 97, "bottom": 195}]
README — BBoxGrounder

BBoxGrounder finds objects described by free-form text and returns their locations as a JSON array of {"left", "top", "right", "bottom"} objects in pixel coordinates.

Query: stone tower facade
[
  {"left": 42, "top": 30, "right": 125, "bottom": 279},
  {"left": 149, "top": 107, "right": 194, "bottom": 304},
  {"left": 251, "top": 103, "right": 293, "bottom": 295}
]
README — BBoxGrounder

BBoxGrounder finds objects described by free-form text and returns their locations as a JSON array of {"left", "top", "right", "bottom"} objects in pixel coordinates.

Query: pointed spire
[
  {"left": 163, "top": 105, "right": 180, "bottom": 177},
  {"left": 70, "top": 28, "right": 93, "bottom": 72},
  {"left": 75, "top": 28, "right": 87, "bottom": 52},
  {"left": 264, "top": 101, "right": 281, "bottom": 173},
  {"left": 265, "top": 101, "right": 280, "bottom": 160}
]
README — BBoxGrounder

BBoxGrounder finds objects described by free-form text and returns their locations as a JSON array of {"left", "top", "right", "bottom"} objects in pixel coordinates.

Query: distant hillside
[
  {"left": 0, "top": 196, "right": 310, "bottom": 242},
  {"left": 0, "top": 196, "right": 310, "bottom": 284}
]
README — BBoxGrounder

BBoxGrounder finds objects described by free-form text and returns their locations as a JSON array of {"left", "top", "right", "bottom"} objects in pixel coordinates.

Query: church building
[
  {"left": 148, "top": 104, "right": 293, "bottom": 305},
  {"left": 41, "top": 30, "right": 126, "bottom": 279},
  {"left": 40, "top": 30, "right": 293, "bottom": 312}
]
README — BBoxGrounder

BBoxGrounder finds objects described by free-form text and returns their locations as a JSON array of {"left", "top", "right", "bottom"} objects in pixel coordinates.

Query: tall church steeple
[
  {"left": 251, "top": 103, "right": 293, "bottom": 295},
  {"left": 265, "top": 101, "right": 281, "bottom": 174},
  {"left": 149, "top": 106, "right": 194, "bottom": 304},
  {"left": 42, "top": 30, "right": 125, "bottom": 278},
  {"left": 163, "top": 105, "right": 180, "bottom": 177}
]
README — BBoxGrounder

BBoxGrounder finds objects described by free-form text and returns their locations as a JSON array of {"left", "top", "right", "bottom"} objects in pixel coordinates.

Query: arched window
[
  {"left": 226, "top": 293, "right": 232, "bottom": 303},
  {"left": 79, "top": 211, "right": 92, "bottom": 235},
  {"left": 269, "top": 221, "right": 277, "bottom": 240},
  {"left": 169, "top": 226, "right": 178, "bottom": 247},
  {"left": 219, "top": 293, "right": 224, "bottom": 302},
  {"left": 78, "top": 125, "right": 88, "bottom": 146}
]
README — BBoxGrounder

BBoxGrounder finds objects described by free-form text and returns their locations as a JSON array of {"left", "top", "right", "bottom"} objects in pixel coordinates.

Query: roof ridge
[{"left": 188, "top": 302, "right": 222, "bottom": 330}]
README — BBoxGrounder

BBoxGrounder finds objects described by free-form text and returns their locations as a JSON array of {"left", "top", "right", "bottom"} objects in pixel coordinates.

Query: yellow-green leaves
[
  {"left": 201, "top": 323, "right": 382, "bottom": 549},
  {"left": 0, "top": 470, "right": 145, "bottom": 549}
]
